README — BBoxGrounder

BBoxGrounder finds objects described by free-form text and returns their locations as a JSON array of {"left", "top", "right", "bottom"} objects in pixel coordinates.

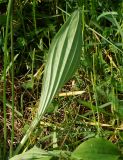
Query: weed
[{"left": 0, "top": 0, "right": 123, "bottom": 159}]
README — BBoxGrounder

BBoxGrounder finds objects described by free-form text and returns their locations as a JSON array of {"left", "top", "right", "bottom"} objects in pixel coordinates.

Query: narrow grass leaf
[{"left": 97, "top": 11, "right": 118, "bottom": 25}]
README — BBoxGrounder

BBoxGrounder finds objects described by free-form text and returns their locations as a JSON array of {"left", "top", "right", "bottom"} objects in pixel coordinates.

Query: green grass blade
[
  {"left": 9, "top": 8, "right": 14, "bottom": 158},
  {"left": 3, "top": 0, "right": 13, "bottom": 157}
]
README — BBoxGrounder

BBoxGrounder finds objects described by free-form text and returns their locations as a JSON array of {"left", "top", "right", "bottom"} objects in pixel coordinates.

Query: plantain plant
[
  {"left": 13, "top": 9, "right": 82, "bottom": 155},
  {"left": 10, "top": 137, "right": 123, "bottom": 160},
  {"left": 6, "top": 1, "right": 123, "bottom": 160}
]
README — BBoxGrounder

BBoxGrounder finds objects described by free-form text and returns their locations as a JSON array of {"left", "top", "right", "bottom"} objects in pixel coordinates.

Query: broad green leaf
[
  {"left": 10, "top": 146, "right": 52, "bottom": 160},
  {"left": 14, "top": 9, "right": 82, "bottom": 154},
  {"left": 71, "top": 138, "right": 121, "bottom": 160},
  {"left": 38, "top": 9, "right": 82, "bottom": 116},
  {"left": 11, "top": 147, "right": 70, "bottom": 160}
]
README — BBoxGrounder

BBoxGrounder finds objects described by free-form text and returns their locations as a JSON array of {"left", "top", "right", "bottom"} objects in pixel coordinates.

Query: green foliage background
[{"left": 0, "top": 0, "right": 123, "bottom": 159}]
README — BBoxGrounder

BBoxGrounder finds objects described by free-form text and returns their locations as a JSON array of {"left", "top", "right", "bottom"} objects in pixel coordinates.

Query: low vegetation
[{"left": 0, "top": 0, "right": 123, "bottom": 159}]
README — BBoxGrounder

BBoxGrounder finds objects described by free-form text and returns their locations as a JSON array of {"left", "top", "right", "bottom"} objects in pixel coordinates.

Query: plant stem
[
  {"left": 3, "top": 0, "right": 13, "bottom": 157},
  {"left": 32, "top": 0, "right": 37, "bottom": 34},
  {"left": 14, "top": 117, "right": 39, "bottom": 154},
  {"left": 10, "top": 6, "right": 14, "bottom": 157}
]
